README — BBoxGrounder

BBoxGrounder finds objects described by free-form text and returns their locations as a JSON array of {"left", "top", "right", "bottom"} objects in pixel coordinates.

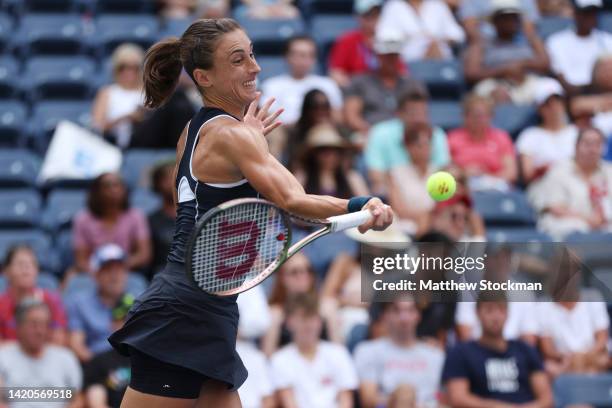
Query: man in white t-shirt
[
  {"left": 0, "top": 298, "right": 82, "bottom": 408},
  {"left": 270, "top": 293, "right": 358, "bottom": 408},
  {"left": 260, "top": 36, "right": 343, "bottom": 124},
  {"left": 546, "top": 0, "right": 612, "bottom": 92},
  {"left": 353, "top": 300, "right": 444, "bottom": 408}
]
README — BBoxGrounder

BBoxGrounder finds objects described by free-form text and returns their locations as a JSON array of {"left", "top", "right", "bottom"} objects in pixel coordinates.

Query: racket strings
[{"left": 191, "top": 202, "right": 289, "bottom": 293}]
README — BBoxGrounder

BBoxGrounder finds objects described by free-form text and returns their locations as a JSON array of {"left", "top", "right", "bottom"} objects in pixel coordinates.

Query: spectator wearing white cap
[
  {"left": 66, "top": 244, "right": 134, "bottom": 363},
  {"left": 376, "top": 0, "right": 465, "bottom": 62},
  {"left": 344, "top": 31, "right": 425, "bottom": 136},
  {"left": 459, "top": 0, "right": 541, "bottom": 43},
  {"left": 517, "top": 77, "right": 578, "bottom": 187},
  {"left": 328, "top": 0, "right": 386, "bottom": 88},
  {"left": 465, "top": 0, "right": 550, "bottom": 105},
  {"left": 546, "top": 0, "right": 612, "bottom": 94},
  {"left": 547, "top": 0, "right": 612, "bottom": 93}
]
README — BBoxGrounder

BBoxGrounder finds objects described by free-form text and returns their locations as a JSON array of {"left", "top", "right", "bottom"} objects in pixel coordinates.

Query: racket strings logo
[{"left": 216, "top": 218, "right": 260, "bottom": 280}]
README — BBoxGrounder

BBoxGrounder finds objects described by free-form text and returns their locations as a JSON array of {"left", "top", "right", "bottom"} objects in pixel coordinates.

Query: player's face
[
  {"left": 209, "top": 29, "right": 260, "bottom": 105},
  {"left": 6, "top": 249, "right": 38, "bottom": 291},
  {"left": 477, "top": 302, "right": 507, "bottom": 338}
]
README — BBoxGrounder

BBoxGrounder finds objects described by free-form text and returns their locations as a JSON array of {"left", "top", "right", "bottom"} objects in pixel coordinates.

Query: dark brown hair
[
  {"left": 285, "top": 293, "right": 320, "bottom": 318},
  {"left": 3, "top": 245, "right": 35, "bottom": 270},
  {"left": 403, "top": 123, "right": 432, "bottom": 146},
  {"left": 143, "top": 18, "right": 242, "bottom": 108},
  {"left": 397, "top": 84, "right": 430, "bottom": 109},
  {"left": 87, "top": 173, "right": 129, "bottom": 218}
]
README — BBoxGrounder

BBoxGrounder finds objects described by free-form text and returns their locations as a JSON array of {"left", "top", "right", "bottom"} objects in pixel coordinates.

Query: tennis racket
[{"left": 185, "top": 198, "right": 373, "bottom": 296}]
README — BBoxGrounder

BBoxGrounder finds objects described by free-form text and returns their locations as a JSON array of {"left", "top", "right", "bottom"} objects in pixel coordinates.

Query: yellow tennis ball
[{"left": 427, "top": 171, "right": 457, "bottom": 201}]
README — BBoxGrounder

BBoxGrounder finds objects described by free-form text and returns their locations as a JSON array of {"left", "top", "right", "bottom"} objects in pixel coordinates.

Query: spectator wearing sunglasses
[{"left": 92, "top": 43, "right": 146, "bottom": 148}]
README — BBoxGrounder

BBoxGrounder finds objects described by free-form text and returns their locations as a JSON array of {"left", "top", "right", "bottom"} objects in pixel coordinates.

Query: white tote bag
[{"left": 39, "top": 120, "right": 122, "bottom": 183}]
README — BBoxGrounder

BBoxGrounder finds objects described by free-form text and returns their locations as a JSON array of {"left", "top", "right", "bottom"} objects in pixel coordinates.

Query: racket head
[{"left": 185, "top": 198, "right": 292, "bottom": 296}]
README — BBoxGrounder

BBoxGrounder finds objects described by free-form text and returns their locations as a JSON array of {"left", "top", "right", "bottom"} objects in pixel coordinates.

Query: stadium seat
[
  {"left": 0, "top": 100, "right": 27, "bottom": 147},
  {"left": 22, "top": 56, "right": 95, "bottom": 102},
  {"left": 41, "top": 189, "right": 86, "bottom": 232},
  {"left": 37, "top": 272, "right": 59, "bottom": 290},
  {"left": 0, "top": 56, "right": 19, "bottom": 98},
  {"left": 486, "top": 227, "right": 552, "bottom": 243},
  {"left": 13, "top": 14, "right": 86, "bottom": 56},
  {"left": 94, "top": 0, "right": 154, "bottom": 14},
  {"left": 121, "top": 149, "right": 175, "bottom": 189},
  {"left": 565, "top": 232, "right": 612, "bottom": 268},
  {"left": 0, "top": 12, "right": 13, "bottom": 52},
  {"left": 55, "top": 229, "right": 73, "bottom": 273},
  {"left": 493, "top": 104, "right": 537, "bottom": 138},
  {"left": 130, "top": 188, "right": 162, "bottom": 216},
  {"left": 553, "top": 373, "right": 612, "bottom": 408},
  {"left": 306, "top": 0, "right": 354, "bottom": 15},
  {"left": 236, "top": 17, "right": 306, "bottom": 55},
  {"left": 0, "top": 229, "right": 58, "bottom": 273},
  {"left": 408, "top": 59, "right": 465, "bottom": 100},
  {"left": 472, "top": 190, "right": 536, "bottom": 226},
  {"left": 28, "top": 100, "right": 92, "bottom": 154},
  {"left": 428, "top": 101, "right": 463, "bottom": 130},
  {"left": 127, "top": 273, "right": 148, "bottom": 296},
  {"left": 599, "top": 12, "right": 612, "bottom": 32},
  {"left": 311, "top": 14, "right": 357, "bottom": 52},
  {"left": 159, "top": 17, "right": 191, "bottom": 40},
  {"left": 0, "top": 149, "right": 41, "bottom": 187},
  {"left": 92, "top": 14, "right": 159, "bottom": 56},
  {"left": 536, "top": 17, "right": 573, "bottom": 39},
  {"left": 0, "top": 189, "right": 42, "bottom": 228},
  {"left": 256, "top": 56, "right": 288, "bottom": 82}
]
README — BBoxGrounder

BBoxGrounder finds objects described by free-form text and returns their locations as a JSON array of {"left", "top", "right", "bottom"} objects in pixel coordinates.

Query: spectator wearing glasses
[{"left": 92, "top": 43, "right": 146, "bottom": 148}]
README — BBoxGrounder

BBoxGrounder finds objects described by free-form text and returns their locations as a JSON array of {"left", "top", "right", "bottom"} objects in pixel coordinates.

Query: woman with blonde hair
[{"left": 92, "top": 43, "right": 145, "bottom": 148}]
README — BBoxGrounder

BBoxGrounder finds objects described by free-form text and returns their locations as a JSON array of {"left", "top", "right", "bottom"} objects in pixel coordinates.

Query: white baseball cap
[
  {"left": 490, "top": 0, "right": 523, "bottom": 16},
  {"left": 574, "top": 0, "right": 602, "bottom": 9},
  {"left": 354, "top": 0, "right": 383, "bottom": 15},
  {"left": 373, "top": 30, "right": 404, "bottom": 54},
  {"left": 534, "top": 77, "right": 564, "bottom": 106},
  {"left": 90, "top": 243, "right": 126, "bottom": 271}
]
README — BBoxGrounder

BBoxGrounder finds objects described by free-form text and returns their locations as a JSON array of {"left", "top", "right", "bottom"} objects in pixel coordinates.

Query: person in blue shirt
[
  {"left": 364, "top": 85, "right": 450, "bottom": 196},
  {"left": 442, "top": 292, "right": 553, "bottom": 407}
]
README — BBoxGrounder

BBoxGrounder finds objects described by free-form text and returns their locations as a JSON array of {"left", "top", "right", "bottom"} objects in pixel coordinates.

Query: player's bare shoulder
[{"left": 202, "top": 115, "right": 267, "bottom": 157}]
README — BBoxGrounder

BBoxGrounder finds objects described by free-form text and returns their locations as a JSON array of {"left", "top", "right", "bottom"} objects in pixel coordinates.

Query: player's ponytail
[
  {"left": 143, "top": 37, "right": 182, "bottom": 109},
  {"left": 143, "top": 18, "right": 242, "bottom": 109}
]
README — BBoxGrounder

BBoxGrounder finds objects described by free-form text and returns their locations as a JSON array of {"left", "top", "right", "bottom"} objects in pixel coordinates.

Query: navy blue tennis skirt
[{"left": 108, "top": 261, "right": 247, "bottom": 391}]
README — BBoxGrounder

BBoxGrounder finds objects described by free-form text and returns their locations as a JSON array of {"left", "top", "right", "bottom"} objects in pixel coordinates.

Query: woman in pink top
[
  {"left": 72, "top": 172, "right": 152, "bottom": 272},
  {"left": 447, "top": 94, "right": 518, "bottom": 188}
]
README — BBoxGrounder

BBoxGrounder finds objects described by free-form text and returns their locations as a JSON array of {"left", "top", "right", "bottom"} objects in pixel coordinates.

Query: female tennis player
[{"left": 109, "top": 18, "right": 393, "bottom": 408}]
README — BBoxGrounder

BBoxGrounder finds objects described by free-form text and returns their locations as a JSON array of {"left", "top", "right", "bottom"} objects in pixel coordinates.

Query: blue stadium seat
[
  {"left": 159, "top": 17, "right": 191, "bottom": 40},
  {"left": 472, "top": 190, "right": 536, "bottom": 226},
  {"left": 487, "top": 227, "right": 552, "bottom": 243},
  {"left": 0, "top": 189, "right": 42, "bottom": 228},
  {"left": 311, "top": 14, "right": 357, "bottom": 51},
  {"left": 28, "top": 101, "right": 92, "bottom": 153},
  {"left": 13, "top": 14, "right": 86, "bottom": 56},
  {"left": 306, "top": 0, "right": 354, "bottom": 15},
  {"left": 121, "top": 149, "right": 176, "bottom": 189},
  {"left": 130, "top": 188, "right": 162, "bottom": 216},
  {"left": 22, "top": 56, "right": 95, "bottom": 102},
  {"left": 55, "top": 229, "right": 73, "bottom": 273},
  {"left": 237, "top": 17, "right": 306, "bottom": 55},
  {"left": 493, "top": 104, "right": 537, "bottom": 138},
  {"left": 0, "top": 56, "right": 19, "bottom": 98},
  {"left": 408, "top": 59, "right": 465, "bottom": 100},
  {"left": 20, "top": 0, "right": 79, "bottom": 12},
  {"left": 92, "top": 14, "right": 159, "bottom": 56},
  {"left": 256, "top": 56, "right": 288, "bottom": 81},
  {"left": 428, "top": 101, "right": 463, "bottom": 130},
  {"left": 536, "top": 17, "right": 573, "bottom": 39},
  {"left": 37, "top": 272, "right": 60, "bottom": 290},
  {"left": 41, "top": 189, "right": 86, "bottom": 232},
  {"left": 0, "top": 149, "right": 41, "bottom": 187},
  {"left": 0, "top": 100, "right": 27, "bottom": 147},
  {"left": 553, "top": 373, "right": 612, "bottom": 408},
  {"left": 0, "top": 229, "right": 58, "bottom": 273},
  {"left": 127, "top": 273, "right": 148, "bottom": 296},
  {"left": 95, "top": 0, "right": 154, "bottom": 14},
  {"left": 0, "top": 12, "right": 13, "bottom": 52},
  {"left": 599, "top": 12, "right": 612, "bottom": 32}
]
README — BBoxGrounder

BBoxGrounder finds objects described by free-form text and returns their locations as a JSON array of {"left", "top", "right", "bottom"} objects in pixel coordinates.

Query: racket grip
[{"left": 328, "top": 210, "right": 372, "bottom": 233}]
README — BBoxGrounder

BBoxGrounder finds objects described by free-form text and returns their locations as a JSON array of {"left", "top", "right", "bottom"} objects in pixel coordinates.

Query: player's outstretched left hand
[
  {"left": 244, "top": 92, "right": 284, "bottom": 136},
  {"left": 358, "top": 198, "right": 393, "bottom": 233}
]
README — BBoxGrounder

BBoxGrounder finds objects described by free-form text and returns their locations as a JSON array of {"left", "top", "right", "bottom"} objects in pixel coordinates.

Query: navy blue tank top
[{"left": 167, "top": 107, "right": 259, "bottom": 265}]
